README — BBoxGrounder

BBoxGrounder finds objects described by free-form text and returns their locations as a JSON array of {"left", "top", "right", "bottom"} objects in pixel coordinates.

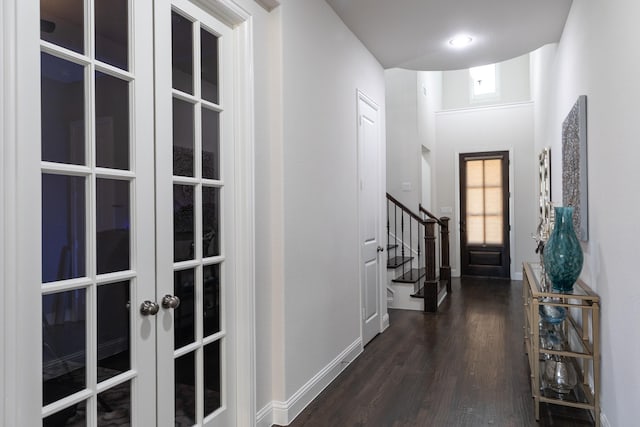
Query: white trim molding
[
  {"left": 254, "top": 0, "right": 280, "bottom": 12},
  {"left": 2, "top": 0, "right": 42, "bottom": 426},
  {"left": 258, "top": 338, "right": 363, "bottom": 426},
  {"left": 231, "top": 7, "right": 258, "bottom": 427},
  {"left": 193, "top": 2, "right": 257, "bottom": 424}
]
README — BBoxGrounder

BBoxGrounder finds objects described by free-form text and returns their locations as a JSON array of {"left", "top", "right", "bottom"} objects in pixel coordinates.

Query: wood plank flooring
[{"left": 284, "top": 277, "right": 595, "bottom": 427}]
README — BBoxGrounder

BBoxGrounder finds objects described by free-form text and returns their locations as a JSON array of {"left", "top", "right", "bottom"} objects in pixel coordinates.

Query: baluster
[
  {"left": 401, "top": 210, "right": 405, "bottom": 264},
  {"left": 394, "top": 205, "right": 398, "bottom": 261},
  {"left": 440, "top": 217, "right": 451, "bottom": 293}
]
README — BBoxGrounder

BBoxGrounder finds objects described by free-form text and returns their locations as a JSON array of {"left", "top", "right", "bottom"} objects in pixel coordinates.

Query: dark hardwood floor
[{"left": 285, "top": 277, "right": 595, "bottom": 427}]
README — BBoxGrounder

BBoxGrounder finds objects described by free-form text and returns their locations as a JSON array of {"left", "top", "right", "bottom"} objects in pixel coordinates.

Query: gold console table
[{"left": 522, "top": 262, "right": 600, "bottom": 426}]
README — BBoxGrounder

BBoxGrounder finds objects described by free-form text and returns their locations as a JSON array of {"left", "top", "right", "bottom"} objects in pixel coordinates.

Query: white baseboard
[
  {"left": 258, "top": 338, "right": 363, "bottom": 426},
  {"left": 256, "top": 402, "right": 274, "bottom": 427},
  {"left": 381, "top": 312, "right": 390, "bottom": 331},
  {"left": 512, "top": 271, "right": 523, "bottom": 280}
]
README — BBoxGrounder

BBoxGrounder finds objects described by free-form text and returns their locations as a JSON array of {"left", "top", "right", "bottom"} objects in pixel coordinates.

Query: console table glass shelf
[{"left": 522, "top": 262, "right": 600, "bottom": 426}]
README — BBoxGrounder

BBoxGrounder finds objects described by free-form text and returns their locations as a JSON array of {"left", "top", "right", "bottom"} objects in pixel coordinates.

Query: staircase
[{"left": 386, "top": 194, "right": 451, "bottom": 312}]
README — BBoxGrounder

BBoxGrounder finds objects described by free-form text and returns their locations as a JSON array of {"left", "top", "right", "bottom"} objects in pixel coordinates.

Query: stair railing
[
  {"left": 386, "top": 193, "right": 424, "bottom": 285},
  {"left": 420, "top": 205, "right": 452, "bottom": 295},
  {"left": 386, "top": 194, "right": 452, "bottom": 312}
]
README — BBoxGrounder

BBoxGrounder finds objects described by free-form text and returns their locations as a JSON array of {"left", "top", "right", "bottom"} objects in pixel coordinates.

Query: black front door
[{"left": 459, "top": 151, "right": 510, "bottom": 278}]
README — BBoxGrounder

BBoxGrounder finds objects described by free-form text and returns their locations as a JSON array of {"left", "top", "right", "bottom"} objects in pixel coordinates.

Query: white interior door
[
  {"left": 357, "top": 91, "right": 383, "bottom": 346},
  {"left": 40, "top": 0, "right": 156, "bottom": 424},
  {"left": 155, "top": 1, "right": 236, "bottom": 426},
  {"left": 38, "top": 0, "right": 237, "bottom": 425}
]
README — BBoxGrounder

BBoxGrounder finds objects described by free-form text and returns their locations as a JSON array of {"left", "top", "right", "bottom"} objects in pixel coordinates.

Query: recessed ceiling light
[{"left": 449, "top": 35, "right": 473, "bottom": 48}]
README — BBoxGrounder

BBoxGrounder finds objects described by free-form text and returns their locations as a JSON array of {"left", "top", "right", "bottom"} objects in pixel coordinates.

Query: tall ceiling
[{"left": 325, "top": 0, "right": 572, "bottom": 71}]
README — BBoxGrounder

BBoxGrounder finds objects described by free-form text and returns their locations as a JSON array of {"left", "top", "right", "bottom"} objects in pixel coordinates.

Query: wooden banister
[
  {"left": 387, "top": 193, "right": 424, "bottom": 224},
  {"left": 419, "top": 204, "right": 443, "bottom": 227},
  {"left": 386, "top": 193, "right": 452, "bottom": 312}
]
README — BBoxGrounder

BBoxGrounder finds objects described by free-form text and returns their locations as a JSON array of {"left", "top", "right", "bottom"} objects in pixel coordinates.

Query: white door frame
[
  {"left": 1, "top": 0, "right": 257, "bottom": 425},
  {"left": 356, "top": 89, "right": 388, "bottom": 347}
]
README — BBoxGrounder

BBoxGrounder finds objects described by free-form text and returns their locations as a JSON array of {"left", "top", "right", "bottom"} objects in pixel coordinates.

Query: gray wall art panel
[{"left": 562, "top": 95, "right": 588, "bottom": 241}]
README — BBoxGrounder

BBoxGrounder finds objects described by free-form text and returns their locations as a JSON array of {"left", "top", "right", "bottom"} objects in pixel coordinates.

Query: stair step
[
  {"left": 410, "top": 286, "right": 425, "bottom": 299},
  {"left": 392, "top": 268, "right": 426, "bottom": 284},
  {"left": 410, "top": 278, "right": 448, "bottom": 300},
  {"left": 387, "top": 256, "right": 413, "bottom": 269},
  {"left": 387, "top": 244, "right": 398, "bottom": 250}
]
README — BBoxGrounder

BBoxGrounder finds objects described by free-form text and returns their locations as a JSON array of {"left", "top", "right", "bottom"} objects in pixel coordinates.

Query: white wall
[
  {"left": 277, "top": 0, "right": 386, "bottom": 420},
  {"left": 530, "top": 1, "right": 640, "bottom": 424},
  {"left": 385, "top": 69, "right": 443, "bottom": 213},
  {"left": 443, "top": 54, "right": 531, "bottom": 110},
  {"left": 385, "top": 68, "right": 422, "bottom": 209},
  {"left": 418, "top": 71, "right": 443, "bottom": 212},
  {"left": 435, "top": 103, "right": 536, "bottom": 278}
]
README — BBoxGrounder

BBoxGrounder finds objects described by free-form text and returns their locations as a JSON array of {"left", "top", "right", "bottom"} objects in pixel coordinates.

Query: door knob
[
  {"left": 377, "top": 246, "right": 384, "bottom": 252},
  {"left": 140, "top": 300, "right": 160, "bottom": 316},
  {"left": 162, "top": 294, "right": 181, "bottom": 309}
]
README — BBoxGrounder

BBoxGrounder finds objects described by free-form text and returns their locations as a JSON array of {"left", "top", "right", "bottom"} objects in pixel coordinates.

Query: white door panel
[
  {"left": 358, "top": 91, "right": 383, "bottom": 346},
  {"left": 155, "top": 1, "right": 236, "bottom": 425}
]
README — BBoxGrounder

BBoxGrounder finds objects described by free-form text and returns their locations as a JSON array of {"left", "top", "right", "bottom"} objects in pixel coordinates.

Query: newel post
[
  {"left": 424, "top": 219, "right": 438, "bottom": 312},
  {"left": 439, "top": 217, "right": 451, "bottom": 293}
]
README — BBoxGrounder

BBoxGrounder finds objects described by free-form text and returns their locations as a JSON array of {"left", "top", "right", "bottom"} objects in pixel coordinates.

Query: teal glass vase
[{"left": 543, "top": 206, "right": 583, "bottom": 292}]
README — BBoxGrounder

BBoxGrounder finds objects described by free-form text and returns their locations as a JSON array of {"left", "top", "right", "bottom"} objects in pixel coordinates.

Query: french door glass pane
[
  {"left": 202, "top": 186, "right": 220, "bottom": 257},
  {"left": 96, "top": 179, "right": 130, "bottom": 274},
  {"left": 174, "top": 185, "right": 195, "bottom": 262},
  {"left": 200, "top": 28, "right": 219, "bottom": 104},
  {"left": 174, "top": 269, "right": 196, "bottom": 349},
  {"left": 41, "top": 53, "right": 86, "bottom": 165},
  {"left": 201, "top": 108, "right": 220, "bottom": 180},
  {"left": 175, "top": 352, "right": 196, "bottom": 427},
  {"left": 42, "top": 289, "right": 87, "bottom": 406},
  {"left": 97, "top": 381, "right": 131, "bottom": 426},
  {"left": 95, "top": 72, "right": 130, "bottom": 170},
  {"left": 203, "top": 264, "right": 220, "bottom": 337},
  {"left": 95, "top": 0, "right": 129, "bottom": 70},
  {"left": 43, "top": 400, "right": 87, "bottom": 427},
  {"left": 97, "top": 281, "right": 130, "bottom": 381},
  {"left": 203, "top": 341, "right": 221, "bottom": 416},
  {"left": 40, "top": 0, "right": 84, "bottom": 54},
  {"left": 171, "top": 12, "right": 194, "bottom": 94},
  {"left": 173, "top": 98, "right": 195, "bottom": 177},
  {"left": 42, "top": 174, "right": 86, "bottom": 283}
]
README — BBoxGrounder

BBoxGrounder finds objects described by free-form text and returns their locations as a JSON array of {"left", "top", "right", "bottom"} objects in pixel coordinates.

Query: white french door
[
  {"left": 38, "top": 0, "right": 237, "bottom": 425},
  {"left": 155, "top": 1, "right": 235, "bottom": 426}
]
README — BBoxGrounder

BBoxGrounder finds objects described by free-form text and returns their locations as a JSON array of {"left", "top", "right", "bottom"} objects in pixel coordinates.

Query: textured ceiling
[{"left": 326, "top": 0, "right": 572, "bottom": 70}]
